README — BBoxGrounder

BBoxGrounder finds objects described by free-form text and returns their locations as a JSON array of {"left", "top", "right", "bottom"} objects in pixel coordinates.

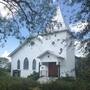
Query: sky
[
  {"left": 0, "top": 37, "right": 19, "bottom": 57},
  {"left": 0, "top": 1, "right": 19, "bottom": 57},
  {"left": 0, "top": 0, "right": 30, "bottom": 57},
  {"left": 0, "top": 0, "right": 88, "bottom": 57}
]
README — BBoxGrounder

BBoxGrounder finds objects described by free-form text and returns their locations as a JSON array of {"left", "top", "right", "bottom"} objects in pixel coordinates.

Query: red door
[{"left": 48, "top": 62, "right": 58, "bottom": 77}]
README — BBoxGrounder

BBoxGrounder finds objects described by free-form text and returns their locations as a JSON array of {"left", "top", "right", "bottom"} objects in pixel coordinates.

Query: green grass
[
  {"left": 0, "top": 76, "right": 90, "bottom": 90},
  {"left": 0, "top": 69, "right": 90, "bottom": 90}
]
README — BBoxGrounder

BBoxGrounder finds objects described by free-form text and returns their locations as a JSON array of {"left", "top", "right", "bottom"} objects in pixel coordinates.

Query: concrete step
[{"left": 38, "top": 77, "right": 58, "bottom": 84}]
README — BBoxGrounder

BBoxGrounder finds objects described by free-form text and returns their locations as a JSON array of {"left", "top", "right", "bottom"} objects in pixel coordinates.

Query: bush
[
  {"left": 60, "top": 77, "right": 75, "bottom": 81},
  {"left": 0, "top": 68, "right": 10, "bottom": 77},
  {"left": 40, "top": 80, "right": 74, "bottom": 90},
  {"left": 0, "top": 77, "right": 40, "bottom": 90},
  {"left": 0, "top": 76, "right": 90, "bottom": 90},
  {"left": 76, "top": 55, "right": 90, "bottom": 81},
  {"left": 0, "top": 69, "right": 90, "bottom": 90},
  {"left": 40, "top": 79, "right": 90, "bottom": 90},
  {"left": 28, "top": 72, "right": 39, "bottom": 81}
]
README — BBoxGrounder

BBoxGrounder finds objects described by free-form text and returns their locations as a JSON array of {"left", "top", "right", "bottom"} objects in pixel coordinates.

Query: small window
[
  {"left": 17, "top": 60, "right": 20, "bottom": 69},
  {"left": 23, "top": 57, "right": 29, "bottom": 70},
  {"left": 32, "top": 59, "right": 36, "bottom": 70}
]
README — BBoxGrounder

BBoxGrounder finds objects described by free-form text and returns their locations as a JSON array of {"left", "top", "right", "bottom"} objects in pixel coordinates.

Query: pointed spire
[
  {"left": 54, "top": 0, "right": 69, "bottom": 30},
  {"left": 45, "top": 0, "right": 70, "bottom": 33},
  {"left": 47, "top": 0, "right": 69, "bottom": 33}
]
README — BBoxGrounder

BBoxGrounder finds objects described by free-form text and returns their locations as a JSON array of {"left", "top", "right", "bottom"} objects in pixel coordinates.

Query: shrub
[
  {"left": 0, "top": 77, "right": 40, "bottom": 90},
  {"left": 0, "top": 68, "right": 10, "bottom": 77},
  {"left": 40, "top": 80, "right": 74, "bottom": 90},
  {"left": 0, "top": 76, "right": 90, "bottom": 90},
  {"left": 76, "top": 54, "right": 90, "bottom": 81},
  {"left": 0, "top": 68, "right": 90, "bottom": 90},
  {"left": 60, "top": 77, "right": 75, "bottom": 81},
  {"left": 28, "top": 72, "right": 39, "bottom": 81}
]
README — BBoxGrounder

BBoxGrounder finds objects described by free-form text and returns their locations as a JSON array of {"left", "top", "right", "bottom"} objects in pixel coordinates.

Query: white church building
[{"left": 9, "top": 1, "right": 76, "bottom": 78}]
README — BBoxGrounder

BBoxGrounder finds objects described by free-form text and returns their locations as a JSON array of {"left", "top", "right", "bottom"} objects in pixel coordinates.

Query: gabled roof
[
  {"left": 37, "top": 50, "right": 64, "bottom": 60},
  {"left": 8, "top": 30, "right": 71, "bottom": 57}
]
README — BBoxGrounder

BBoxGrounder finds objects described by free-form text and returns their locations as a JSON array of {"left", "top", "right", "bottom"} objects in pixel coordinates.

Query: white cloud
[
  {"left": 0, "top": 51, "right": 11, "bottom": 61},
  {"left": 1, "top": 51, "right": 9, "bottom": 57}
]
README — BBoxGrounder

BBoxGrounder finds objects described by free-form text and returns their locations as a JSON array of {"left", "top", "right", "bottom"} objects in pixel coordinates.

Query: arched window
[
  {"left": 32, "top": 59, "right": 36, "bottom": 70},
  {"left": 23, "top": 57, "right": 29, "bottom": 69},
  {"left": 17, "top": 60, "right": 20, "bottom": 69}
]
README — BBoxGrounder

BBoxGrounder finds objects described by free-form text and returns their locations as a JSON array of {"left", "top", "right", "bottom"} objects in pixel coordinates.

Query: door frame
[{"left": 48, "top": 62, "right": 58, "bottom": 77}]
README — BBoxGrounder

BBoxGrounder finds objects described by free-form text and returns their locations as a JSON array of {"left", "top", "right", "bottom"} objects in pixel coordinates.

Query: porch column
[
  {"left": 39, "top": 62, "right": 41, "bottom": 77},
  {"left": 58, "top": 62, "right": 60, "bottom": 78}
]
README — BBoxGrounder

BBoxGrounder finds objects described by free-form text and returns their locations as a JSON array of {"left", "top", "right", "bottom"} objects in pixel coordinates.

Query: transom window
[{"left": 23, "top": 57, "right": 29, "bottom": 70}]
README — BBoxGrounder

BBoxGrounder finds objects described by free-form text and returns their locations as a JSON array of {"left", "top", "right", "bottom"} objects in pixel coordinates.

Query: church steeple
[
  {"left": 46, "top": 0, "right": 69, "bottom": 33},
  {"left": 54, "top": 0, "right": 69, "bottom": 30}
]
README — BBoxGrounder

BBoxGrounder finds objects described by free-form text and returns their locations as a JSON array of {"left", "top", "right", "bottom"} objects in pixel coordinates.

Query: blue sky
[
  {"left": 0, "top": 25, "right": 29, "bottom": 56},
  {"left": 0, "top": 37, "right": 19, "bottom": 56}
]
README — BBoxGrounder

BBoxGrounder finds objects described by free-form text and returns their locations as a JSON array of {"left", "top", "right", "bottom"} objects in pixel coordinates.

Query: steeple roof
[{"left": 46, "top": 0, "right": 69, "bottom": 33}]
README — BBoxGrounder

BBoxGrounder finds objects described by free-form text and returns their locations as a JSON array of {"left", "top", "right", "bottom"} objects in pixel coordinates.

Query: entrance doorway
[{"left": 48, "top": 62, "right": 58, "bottom": 77}]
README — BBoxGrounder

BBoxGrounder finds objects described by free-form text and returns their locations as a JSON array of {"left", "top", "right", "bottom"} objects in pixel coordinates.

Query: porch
[
  {"left": 37, "top": 50, "right": 64, "bottom": 78},
  {"left": 40, "top": 62, "right": 60, "bottom": 78}
]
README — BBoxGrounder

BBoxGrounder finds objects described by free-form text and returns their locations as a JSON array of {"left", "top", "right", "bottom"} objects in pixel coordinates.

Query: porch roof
[{"left": 37, "top": 50, "right": 64, "bottom": 60}]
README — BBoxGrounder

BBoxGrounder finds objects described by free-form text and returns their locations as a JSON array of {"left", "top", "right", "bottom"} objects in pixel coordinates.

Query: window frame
[
  {"left": 17, "top": 60, "right": 20, "bottom": 69},
  {"left": 32, "top": 59, "right": 36, "bottom": 70},
  {"left": 23, "top": 57, "right": 29, "bottom": 70}
]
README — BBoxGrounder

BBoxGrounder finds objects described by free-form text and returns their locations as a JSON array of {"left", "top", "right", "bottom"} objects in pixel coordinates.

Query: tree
[
  {"left": 0, "top": 57, "right": 9, "bottom": 69},
  {"left": 69, "top": 0, "right": 90, "bottom": 39},
  {"left": 76, "top": 53, "right": 90, "bottom": 81},
  {"left": 78, "top": 0, "right": 90, "bottom": 53},
  {"left": 67, "top": 0, "right": 90, "bottom": 54},
  {"left": 0, "top": 0, "right": 56, "bottom": 44},
  {"left": 0, "top": 0, "right": 89, "bottom": 53}
]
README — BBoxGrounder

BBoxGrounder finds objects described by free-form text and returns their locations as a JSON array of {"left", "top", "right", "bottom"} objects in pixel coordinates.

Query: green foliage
[
  {"left": 76, "top": 54, "right": 90, "bottom": 81},
  {"left": 28, "top": 72, "right": 39, "bottom": 81},
  {"left": 0, "top": 68, "right": 10, "bottom": 77},
  {"left": 41, "top": 80, "right": 74, "bottom": 90},
  {"left": 40, "top": 79, "right": 90, "bottom": 90},
  {"left": 60, "top": 77, "right": 75, "bottom": 82},
  {"left": 0, "top": 77, "right": 40, "bottom": 90},
  {"left": 0, "top": 57, "right": 9, "bottom": 69},
  {"left": 0, "top": 54, "right": 90, "bottom": 90},
  {"left": 0, "top": 74, "right": 89, "bottom": 90}
]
